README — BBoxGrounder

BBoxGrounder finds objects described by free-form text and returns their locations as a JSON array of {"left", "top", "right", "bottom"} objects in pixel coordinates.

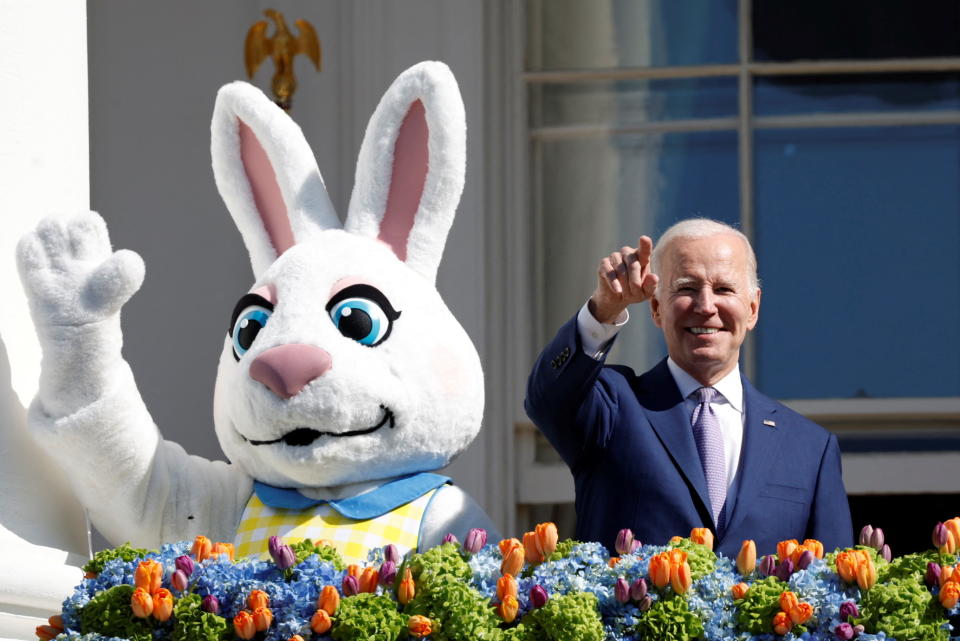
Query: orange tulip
[
  {"left": 777, "top": 539, "right": 798, "bottom": 562},
  {"left": 523, "top": 531, "right": 543, "bottom": 563},
  {"left": 772, "top": 611, "right": 792, "bottom": 635},
  {"left": 535, "top": 522, "right": 559, "bottom": 559},
  {"left": 247, "top": 589, "right": 269, "bottom": 611},
  {"left": 346, "top": 564, "right": 361, "bottom": 578},
  {"left": 856, "top": 553, "right": 877, "bottom": 590},
  {"left": 737, "top": 540, "right": 757, "bottom": 575},
  {"left": 671, "top": 561, "right": 692, "bottom": 594},
  {"left": 47, "top": 616, "right": 64, "bottom": 632},
  {"left": 608, "top": 557, "right": 621, "bottom": 568},
  {"left": 945, "top": 518, "right": 960, "bottom": 554},
  {"left": 359, "top": 567, "right": 379, "bottom": 593},
  {"left": 648, "top": 553, "right": 670, "bottom": 588},
  {"left": 941, "top": 565, "right": 956, "bottom": 587},
  {"left": 669, "top": 535, "right": 683, "bottom": 544},
  {"left": 288, "top": 636, "right": 306, "bottom": 641},
  {"left": 497, "top": 574, "right": 518, "bottom": 601},
  {"left": 134, "top": 560, "right": 163, "bottom": 594},
  {"left": 940, "top": 581, "right": 960, "bottom": 609},
  {"left": 779, "top": 591, "right": 799, "bottom": 614},
  {"left": 500, "top": 538, "right": 525, "bottom": 577},
  {"left": 802, "top": 539, "right": 824, "bottom": 559},
  {"left": 690, "top": 527, "right": 714, "bottom": 550},
  {"left": 152, "top": 588, "right": 174, "bottom": 622},
  {"left": 252, "top": 606, "right": 273, "bottom": 632},
  {"left": 497, "top": 594, "right": 519, "bottom": 623},
  {"left": 789, "top": 602, "right": 814, "bottom": 625},
  {"left": 34, "top": 626, "right": 61, "bottom": 641},
  {"left": 310, "top": 609, "right": 332, "bottom": 635},
  {"left": 408, "top": 615, "right": 433, "bottom": 638},
  {"left": 192, "top": 535, "right": 213, "bottom": 561},
  {"left": 397, "top": 568, "right": 416, "bottom": 605},
  {"left": 789, "top": 544, "right": 810, "bottom": 566},
  {"left": 318, "top": 585, "right": 340, "bottom": 615},
  {"left": 835, "top": 550, "right": 860, "bottom": 583},
  {"left": 731, "top": 582, "right": 749, "bottom": 600},
  {"left": 130, "top": 587, "right": 154, "bottom": 618},
  {"left": 234, "top": 611, "right": 256, "bottom": 640},
  {"left": 212, "top": 542, "right": 235, "bottom": 561},
  {"left": 667, "top": 548, "right": 688, "bottom": 567}
]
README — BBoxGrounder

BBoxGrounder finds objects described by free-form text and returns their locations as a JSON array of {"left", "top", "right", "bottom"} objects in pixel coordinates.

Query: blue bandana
[{"left": 252, "top": 472, "right": 451, "bottom": 520}]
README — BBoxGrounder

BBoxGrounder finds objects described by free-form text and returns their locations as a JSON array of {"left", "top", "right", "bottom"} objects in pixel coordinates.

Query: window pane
[
  {"left": 535, "top": 132, "right": 739, "bottom": 367},
  {"left": 530, "top": 77, "right": 738, "bottom": 130},
  {"left": 527, "top": 0, "right": 737, "bottom": 72},
  {"left": 755, "top": 74, "right": 960, "bottom": 117},
  {"left": 753, "top": 0, "right": 960, "bottom": 62},
  {"left": 754, "top": 126, "right": 960, "bottom": 399}
]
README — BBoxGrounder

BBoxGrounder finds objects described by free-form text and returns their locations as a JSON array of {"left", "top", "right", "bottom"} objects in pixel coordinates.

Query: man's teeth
[{"left": 690, "top": 327, "right": 719, "bottom": 334}]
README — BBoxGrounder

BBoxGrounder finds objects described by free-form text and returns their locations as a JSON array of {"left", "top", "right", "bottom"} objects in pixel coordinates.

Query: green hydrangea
[
  {"left": 405, "top": 542, "right": 473, "bottom": 589},
  {"left": 734, "top": 575, "right": 784, "bottom": 634},
  {"left": 78, "top": 584, "right": 154, "bottom": 641},
  {"left": 879, "top": 549, "right": 956, "bottom": 584},
  {"left": 523, "top": 592, "right": 604, "bottom": 641},
  {"left": 633, "top": 593, "right": 705, "bottom": 641},
  {"left": 547, "top": 539, "right": 581, "bottom": 562},
  {"left": 170, "top": 593, "right": 231, "bottom": 641},
  {"left": 669, "top": 537, "right": 717, "bottom": 580},
  {"left": 331, "top": 593, "right": 406, "bottom": 641},
  {"left": 854, "top": 576, "right": 949, "bottom": 641},
  {"left": 82, "top": 543, "right": 153, "bottom": 575},
  {"left": 290, "top": 538, "right": 346, "bottom": 570},
  {"left": 404, "top": 573, "right": 502, "bottom": 641}
]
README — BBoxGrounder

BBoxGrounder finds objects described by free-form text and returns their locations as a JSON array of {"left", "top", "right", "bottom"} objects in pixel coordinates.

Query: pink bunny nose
[{"left": 249, "top": 344, "right": 332, "bottom": 399}]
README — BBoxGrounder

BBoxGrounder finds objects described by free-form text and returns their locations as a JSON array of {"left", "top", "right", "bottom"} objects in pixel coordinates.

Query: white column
[{"left": 0, "top": 1, "right": 91, "bottom": 638}]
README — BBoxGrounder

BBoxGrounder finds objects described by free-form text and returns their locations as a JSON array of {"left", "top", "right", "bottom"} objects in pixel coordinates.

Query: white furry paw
[{"left": 17, "top": 211, "right": 145, "bottom": 327}]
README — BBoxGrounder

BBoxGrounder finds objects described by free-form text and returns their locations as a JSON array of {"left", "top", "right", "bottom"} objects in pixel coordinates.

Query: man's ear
[
  {"left": 650, "top": 294, "right": 663, "bottom": 328},
  {"left": 747, "top": 288, "right": 761, "bottom": 330}
]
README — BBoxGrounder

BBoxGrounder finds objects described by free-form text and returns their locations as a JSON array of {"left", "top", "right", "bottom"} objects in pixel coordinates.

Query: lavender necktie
[{"left": 691, "top": 387, "right": 726, "bottom": 531}]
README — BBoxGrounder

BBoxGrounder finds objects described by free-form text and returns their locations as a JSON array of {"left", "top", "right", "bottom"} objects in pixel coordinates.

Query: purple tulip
[
  {"left": 632, "top": 539, "right": 642, "bottom": 553},
  {"left": 796, "top": 550, "right": 815, "bottom": 571},
  {"left": 442, "top": 533, "right": 459, "bottom": 545},
  {"left": 614, "top": 577, "right": 630, "bottom": 603},
  {"left": 530, "top": 585, "right": 549, "bottom": 608},
  {"left": 615, "top": 528, "right": 635, "bottom": 556},
  {"left": 383, "top": 544, "right": 401, "bottom": 565},
  {"left": 933, "top": 522, "right": 950, "bottom": 548},
  {"left": 773, "top": 558, "right": 794, "bottom": 582},
  {"left": 171, "top": 569, "right": 189, "bottom": 592},
  {"left": 174, "top": 554, "right": 194, "bottom": 577},
  {"left": 880, "top": 543, "right": 892, "bottom": 562},
  {"left": 839, "top": 600, "right": 859, "bottom": 621},
  {"left": 759, "top": 554, "right": 777, "bottom": 577},
  {"left": 858, "top": 524, "right": 874, "bottom": 547},
  {"left": 630, "top": 578, "right": 648, "bottom": 602},
  {"left": 926, "top": 562, "right": 942, "bottom": 588},
  {"left": 268, "top": 535, "right": 284, "bottom": 562},
  {"left": 342, "top": 574, "right": 360, "bottom": 596},
  {"left": 464, "top": 528, "right": 488, "bottom": 555},
  {"left": 834, "top": 622, "right": 855, "bottom": 640},
  {"left": 201, "top": 595, "right": 220, "bottom": 614},
  {"left": 638, "top": 595, "right": 653, "bottom": 612},
  {"left": 379, "top": 560, "right": 397, "bottom": 586},
  {"left": 869, "top": 527, "right": 885, "bottom": 550},
  {"left": 274, "top": 543, "right": 296, "bottom": 570}
]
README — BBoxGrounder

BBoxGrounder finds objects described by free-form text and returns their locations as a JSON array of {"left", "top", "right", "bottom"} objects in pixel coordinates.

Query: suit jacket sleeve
[
  {"left": 524, "top": 313, "right": 621, "bottom": 471},
  {"left": 806, "top": 432, "right": 854, "bottom": 552}
]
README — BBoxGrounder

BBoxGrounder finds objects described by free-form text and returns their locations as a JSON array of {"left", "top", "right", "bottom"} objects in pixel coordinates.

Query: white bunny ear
[
  {"left": 211, "top": 81, "right": 341, "bottom": 278},
  {"left": 345, "top": 61, "right": 466, "bottom": 284}
]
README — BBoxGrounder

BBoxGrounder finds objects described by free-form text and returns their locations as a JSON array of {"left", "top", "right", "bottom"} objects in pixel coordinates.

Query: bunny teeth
[{"left": 243, "top": 406, "right": 396, "bottom": 446}]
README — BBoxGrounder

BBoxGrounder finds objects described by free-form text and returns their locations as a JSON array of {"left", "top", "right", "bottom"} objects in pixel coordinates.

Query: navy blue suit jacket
[{"left": 524, "top": 314, "right": 853, "bottom": 558}]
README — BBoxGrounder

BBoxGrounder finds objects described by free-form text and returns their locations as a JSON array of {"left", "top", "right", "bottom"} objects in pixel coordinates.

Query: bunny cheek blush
[{"left": 17, "top": 61, "right": 499, "bottom": 565}]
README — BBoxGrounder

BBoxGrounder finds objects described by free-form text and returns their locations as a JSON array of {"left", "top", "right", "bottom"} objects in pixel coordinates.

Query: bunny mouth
[{"left": 242, "top": 405, "right": 396, "bottom": 447}]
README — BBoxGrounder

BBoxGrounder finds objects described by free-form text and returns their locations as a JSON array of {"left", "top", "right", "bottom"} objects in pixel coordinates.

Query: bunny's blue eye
[
  {"left": 326, "top": 284, "right": 400, "bottom": 347},
  {"left": 229, "top": 293, "right": 275, "bottom": 361}
]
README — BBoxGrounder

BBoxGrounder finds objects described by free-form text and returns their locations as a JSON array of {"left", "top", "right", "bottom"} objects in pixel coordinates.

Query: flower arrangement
[{"left": 40, "top": 519, "right": 960, "bottom": 641}]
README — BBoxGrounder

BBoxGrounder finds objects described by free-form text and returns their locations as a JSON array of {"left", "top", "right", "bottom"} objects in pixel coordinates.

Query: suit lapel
[
  {"left": 725, "top": 375, "right": 783, "bottom": 535},
  {"left": 636, "top": 360, "right": 712, "bottom": 521}
]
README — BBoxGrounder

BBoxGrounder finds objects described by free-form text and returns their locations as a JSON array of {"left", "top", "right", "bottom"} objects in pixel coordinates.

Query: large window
[{"left": 518, "top": 0, "right": 960, "bottom": 551}]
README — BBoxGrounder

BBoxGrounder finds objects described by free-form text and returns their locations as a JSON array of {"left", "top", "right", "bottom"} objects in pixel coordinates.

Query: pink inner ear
[
  {"left": 378, "top": 99, "right": 428, "bottom": 262},
  {"left": 239, "top": 120, "right": 295, "bottom": 256}
]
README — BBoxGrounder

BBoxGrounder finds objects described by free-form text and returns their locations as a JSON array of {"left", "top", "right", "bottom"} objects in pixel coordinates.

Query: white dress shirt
[{"left": 576, "top": 301, "right": 745, "bottom": 506}]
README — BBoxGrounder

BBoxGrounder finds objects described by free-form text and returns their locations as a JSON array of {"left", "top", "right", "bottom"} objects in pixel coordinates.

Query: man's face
[{"left": 650, "top": 233, "right": 760, "bottom": 386}]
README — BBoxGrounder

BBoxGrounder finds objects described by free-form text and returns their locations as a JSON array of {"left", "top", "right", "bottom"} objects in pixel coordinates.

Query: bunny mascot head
[{"left": 17, "top": 62, "right": 497, "bottom": 563}]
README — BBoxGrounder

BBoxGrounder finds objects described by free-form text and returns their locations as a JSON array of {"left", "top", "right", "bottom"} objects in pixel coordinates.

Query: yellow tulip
[
  {"left": 690, "top": 528, "right": 714, "bottom": 550},
  {"left": 736, "top": 540, "right": 757, "bottom": 575},
  {"left": 310, "top": 609, "right": 332, "bottom": 635},
  {"left": 152, "top": 588, "right": 174, "bottom": 622},
  {"left": 134, "top": 560, "right": 163, "bottom": 594},
  {"left": 318, "top": 585, "right": 340, "bottom": 615},
  {"left": 130, "top": 587, "right": 153, "bottom": 618}
]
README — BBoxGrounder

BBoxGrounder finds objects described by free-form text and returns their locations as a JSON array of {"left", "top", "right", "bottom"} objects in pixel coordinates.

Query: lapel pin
[{"left": 763, "top": 419, "right": 776, "bottom": 427}]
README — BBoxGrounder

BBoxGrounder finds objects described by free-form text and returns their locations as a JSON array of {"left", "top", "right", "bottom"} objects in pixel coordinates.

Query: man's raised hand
[{"left": 589, "top": 236, "right": 658, "bottom": 324}]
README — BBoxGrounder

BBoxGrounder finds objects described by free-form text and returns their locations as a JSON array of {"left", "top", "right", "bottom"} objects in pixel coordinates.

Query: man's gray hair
[{"left": 651, "top": 218, "right": 760, "bottom": 296}]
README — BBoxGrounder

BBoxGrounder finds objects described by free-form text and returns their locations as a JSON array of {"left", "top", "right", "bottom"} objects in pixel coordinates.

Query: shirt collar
[{"left": 666, "top": 357, "right": 743, "bottom": 413}]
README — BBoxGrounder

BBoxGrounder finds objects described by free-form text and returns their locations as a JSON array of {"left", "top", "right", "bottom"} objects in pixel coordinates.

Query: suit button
[
  {"left": 550, "top": 359, "right": 558, "bottom": 369},
  {"left": 562, "top": 347, "right": 570, "bottom": 356}
]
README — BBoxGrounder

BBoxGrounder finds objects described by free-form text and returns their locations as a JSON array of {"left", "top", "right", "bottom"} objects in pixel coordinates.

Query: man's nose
[{"left": 693, "top": 288, "right": 718, "bottom": 314}]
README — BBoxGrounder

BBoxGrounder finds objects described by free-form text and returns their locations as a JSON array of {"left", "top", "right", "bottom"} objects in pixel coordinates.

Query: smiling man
[{"left": 525, "top": 218, "right": 853, "bottom": 558}]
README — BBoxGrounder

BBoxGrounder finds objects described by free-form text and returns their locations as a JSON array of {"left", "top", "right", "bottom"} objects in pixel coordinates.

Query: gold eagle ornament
[{"left": 244, "top": 9, "right": 321, "bottom": 111}]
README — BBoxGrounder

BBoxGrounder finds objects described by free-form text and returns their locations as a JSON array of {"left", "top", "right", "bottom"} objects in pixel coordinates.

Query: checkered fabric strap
[{"left": 234, "top": 488, "right": 439, "bottom": 564}]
